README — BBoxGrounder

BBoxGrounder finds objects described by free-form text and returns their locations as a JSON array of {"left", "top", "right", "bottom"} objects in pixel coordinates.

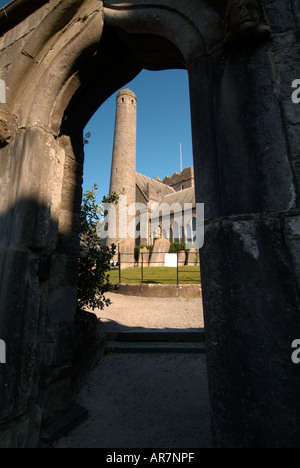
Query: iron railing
[{"left": 114, "top": 251, "right": 201, "bottom": 285}]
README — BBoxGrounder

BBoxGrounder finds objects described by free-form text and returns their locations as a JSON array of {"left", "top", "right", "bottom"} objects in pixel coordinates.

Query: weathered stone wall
[
  {"left": 114, "top": 283, "right": 202, "bottom": 299},
  {"left": 189, "top": 0, "right": 300, "bottom": 448},
  {"left": 0, "top": 0, "right": 104, "bottom": 447},
  {"left": 0, "top": 3, "right": 49, "bottom": 79},
  {"left": 0, "top": 0, "right": 300, "bottom": 449}
]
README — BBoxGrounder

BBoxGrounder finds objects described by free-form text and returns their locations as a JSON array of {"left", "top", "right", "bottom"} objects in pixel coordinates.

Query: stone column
[
  {"left": 0, "top": 128, "right": 78, "bottom": 447},
  {"left": 108, "top": 89, "right": 137, "bottom": 249},
  {"left": 188, "top": 30, "right": 300, "bottom": 447}
]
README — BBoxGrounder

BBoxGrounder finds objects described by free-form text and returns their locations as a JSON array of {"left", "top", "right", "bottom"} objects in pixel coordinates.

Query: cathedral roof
[
  {"left": 161, "top": 186, "right": 195, "bottom": 207},
  {"left": 136, "top": 172, "right": 174, "bottom": 203},
  {"left": 151, "top": 186, "right": 196, "bottom": 218}
]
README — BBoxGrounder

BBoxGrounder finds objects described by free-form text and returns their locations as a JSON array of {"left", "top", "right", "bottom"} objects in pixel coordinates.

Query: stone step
[
  {"left": 105, "top": 341, "right": 206, "bottom": 354},
  {"left": 105, "top": 328, "right": 205, "bottom": 344}
]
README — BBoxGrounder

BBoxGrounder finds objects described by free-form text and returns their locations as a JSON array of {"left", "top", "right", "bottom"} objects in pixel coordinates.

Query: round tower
[{"left": 108, "top": 89, "right": 137, "bottom": 247}]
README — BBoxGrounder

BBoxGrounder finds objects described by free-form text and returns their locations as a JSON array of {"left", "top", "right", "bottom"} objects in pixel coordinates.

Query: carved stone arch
[
  {"left": 1, "top": 0, "right": 300, "bottom": 450},
  {"left": 3, "top": 0, "right": 224, "bottom": 138},
  {"left": 7, "top": 0, "right": 104, "bottom": 130},
  {"left": 102, "top": 1, "right": 209, "bottom": 63},
  {"left": 58, "top": 0, "right": 224, "bottom": 137},
  {"left": 0, "top": 1, "right": 223, "bottom": 448}
]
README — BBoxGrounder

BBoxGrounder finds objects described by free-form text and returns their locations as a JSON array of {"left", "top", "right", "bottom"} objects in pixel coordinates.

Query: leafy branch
[{"left": 76, "top": 184, "right": 120, "bottom": 316}]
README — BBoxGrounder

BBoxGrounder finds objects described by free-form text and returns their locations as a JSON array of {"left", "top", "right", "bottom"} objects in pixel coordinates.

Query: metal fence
[{"left": 115, "top": 251, "right": 201, "bottom": 285}]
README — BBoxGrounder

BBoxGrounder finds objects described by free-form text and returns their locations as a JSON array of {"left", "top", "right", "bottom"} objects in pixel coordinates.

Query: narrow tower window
[{"left": 0, "top": 80, "right": 6, "bottom": 104}]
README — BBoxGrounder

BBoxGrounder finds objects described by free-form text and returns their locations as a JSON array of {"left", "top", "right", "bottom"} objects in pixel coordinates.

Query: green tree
[{"left": 77, "top": 184, "right": 118, "bottom": 316}]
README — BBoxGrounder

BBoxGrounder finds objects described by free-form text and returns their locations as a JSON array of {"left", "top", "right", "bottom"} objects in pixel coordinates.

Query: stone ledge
[
  {"left": 40, "top": 403, "right": 88, "bottom": 446},
  {"left": 113, "top": 283, "right": 202, "bottom": 298},
  {"left": 105, "top": 341, "right": 206, "bottom": 354}
]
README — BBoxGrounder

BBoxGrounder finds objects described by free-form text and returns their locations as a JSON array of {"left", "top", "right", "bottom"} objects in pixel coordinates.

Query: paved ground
[
  {"left": 54, "top": 353, "right": 211, "bottom": 448},
  {"left": 54, "top": 294, "right": 211, "bottom": 448},
  {"left": 94, "top": 293, "right": 205, "bottom": 331}
]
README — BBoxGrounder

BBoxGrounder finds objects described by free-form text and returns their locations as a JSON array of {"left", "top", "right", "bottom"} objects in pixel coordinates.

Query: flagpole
[{"left": 180, "top": 143, "right": 183, "bottom": 173}]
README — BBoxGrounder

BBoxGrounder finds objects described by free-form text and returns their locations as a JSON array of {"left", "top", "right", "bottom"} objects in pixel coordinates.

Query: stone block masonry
[
  {"left": 163, "top": 167, "right": 194, "bottom": 192},
  {"left": 108, "top": 89, "right": 137, "bottom": 248}
]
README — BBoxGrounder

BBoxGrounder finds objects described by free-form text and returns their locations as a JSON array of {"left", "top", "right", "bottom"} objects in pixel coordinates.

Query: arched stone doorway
[{"left": 0, "top": 0, "right": 300, "bottom": 448}]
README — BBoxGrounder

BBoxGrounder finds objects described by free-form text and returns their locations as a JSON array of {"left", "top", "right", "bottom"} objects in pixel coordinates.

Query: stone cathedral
[{"left": 108, "top": 88, "right": 197, "bottom": 248}]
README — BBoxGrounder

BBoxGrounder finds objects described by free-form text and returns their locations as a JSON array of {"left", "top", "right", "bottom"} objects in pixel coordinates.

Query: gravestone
[
  {"left": 187, "top": 248, "right": 197, "bottom": 266},
  {"left": 150, "top": 238, "right": 170, "bottom": 267},
  {"left": 139, "top": 247, "right": 150, "bottom": 266},
  {"left": 119, "top": 240, "right": 135, "bottom": 270},
  {"left": 178, "top": 250, "right": 186, "bottom": 266}
]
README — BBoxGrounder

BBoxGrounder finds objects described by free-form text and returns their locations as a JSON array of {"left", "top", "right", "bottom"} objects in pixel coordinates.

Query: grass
[{"left": 107, "top": 265, "right": 201, "bottom": 285}]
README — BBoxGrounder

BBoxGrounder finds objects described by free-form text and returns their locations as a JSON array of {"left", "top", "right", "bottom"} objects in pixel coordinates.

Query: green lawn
[{"left": 107, "top": 265, "right": 201, "bottom": 285}]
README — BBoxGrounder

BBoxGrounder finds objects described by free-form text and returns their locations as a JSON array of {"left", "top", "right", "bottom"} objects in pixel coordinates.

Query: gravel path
[
  {"left": 54, "top": 294, "right": 210, "bottom": 448},
  {"left": 54, "top": 353, "right": 211, "bottom": 448},
  {"left": 93, "top": 293, "right": 204, "bottom": 331}
]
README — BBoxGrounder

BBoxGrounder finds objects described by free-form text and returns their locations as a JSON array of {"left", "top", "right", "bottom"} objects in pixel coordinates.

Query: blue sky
[
  {"left": 0, "top": 0, "right": 193, "bottom": 202},
  {"left": 83, "top": 69, "right": 193, "bottom": 201}
]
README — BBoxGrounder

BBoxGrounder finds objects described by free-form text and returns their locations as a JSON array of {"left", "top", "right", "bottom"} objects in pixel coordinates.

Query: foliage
[
  {"left": 75, "top": 308, "right": 101, "bottom": 328},
  {"left": 169, "top": 242, "right": 187, "bottom": 253},
  {"left": 76, "top": 184, "right": 118, "bottom": 317},
  {"left": 83, "top": 131, "right": 91, "bottom": 145}
]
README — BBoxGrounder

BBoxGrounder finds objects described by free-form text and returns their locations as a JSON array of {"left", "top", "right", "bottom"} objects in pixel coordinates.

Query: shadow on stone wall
[
  {"left": 0, "top": 197, "right": 206, "bottom": 447},
  {"left": 0, "top": 197, "right": 81, "bottom": 447}
]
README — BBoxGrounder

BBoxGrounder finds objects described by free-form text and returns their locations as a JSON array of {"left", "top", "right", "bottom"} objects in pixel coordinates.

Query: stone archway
[{"left": 0, "top": 0, "right": 300, "bottom": 448}]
